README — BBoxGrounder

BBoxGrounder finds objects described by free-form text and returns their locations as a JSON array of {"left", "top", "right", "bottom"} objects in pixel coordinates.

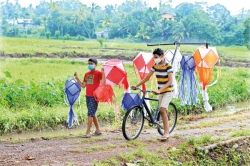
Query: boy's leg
[
  {"left": 93, "top": 116, "right": 101, "bottom": 133},
  {"left": 86, "top": 96, "right": 98, "bottom": 135},
  {"left": 86, "top": 116, "right": 93, "bottom": 135},
  {"left": 160, "top": 107, "right": 170, "bottom": 137},
  {"left": 158, "top": 92, "right": 173, "bottom": 138}
]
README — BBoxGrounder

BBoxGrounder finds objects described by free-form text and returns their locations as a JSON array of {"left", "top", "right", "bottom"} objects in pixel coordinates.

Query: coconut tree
[
  {"left": 90, "top": 3, "right": 99, "bottom": 35},
  {"left": 49, "top": 1, "right": 58, "bottom": 10},
  {"left": 172, "top": 21, "right": 190, "bottom": 42},
  {"left": 135, "top": 23, "right": 150, "bottom": 41},
  {"left": 73, "top": 6, "right": 91, "bottom": 38},
  {"left": 100, "top": 14, "right": 111, "bottom": 28}
]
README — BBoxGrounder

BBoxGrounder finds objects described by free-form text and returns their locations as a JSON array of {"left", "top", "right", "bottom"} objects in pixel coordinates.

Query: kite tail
[
  {"left": 68, "top": 105, "right": 75, "bottom": 128},
  {"left": 122, "top": 76, "right": 130, "bottom": 92},
  {"left": 185, "top": 70, "right": 192, "bottom": 105},
  {"left": 172, "top": 72, "right": 179, "bottom": 98},
  {"left": 179, "top": 69, "right": 199, "bottom": 105},
  {"left": 202, "top": 89, "right": 212, "bottom": 112},
  {"left": 179, "top": 70, "right": 187, "bottom": 105},
  {"left": 190, "top": 71, "right": 199, "bottom": 105},
  {"left": 178, "top": 70, "right": 184, "bottom": 104}
]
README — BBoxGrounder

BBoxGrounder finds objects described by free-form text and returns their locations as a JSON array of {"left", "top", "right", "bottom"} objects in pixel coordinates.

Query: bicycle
[{"left": 122, "top": 87, "right": 178, "bottom": 140}]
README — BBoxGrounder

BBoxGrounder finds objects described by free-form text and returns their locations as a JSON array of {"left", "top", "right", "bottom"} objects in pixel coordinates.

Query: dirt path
[{"left": 1, "top": 107, "right": 250, "bottom": 166}]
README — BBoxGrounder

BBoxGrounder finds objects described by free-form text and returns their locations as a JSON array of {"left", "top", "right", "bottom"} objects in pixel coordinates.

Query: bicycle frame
[{"left": 141, "top": 92, "right": 159, "bottom": 125}]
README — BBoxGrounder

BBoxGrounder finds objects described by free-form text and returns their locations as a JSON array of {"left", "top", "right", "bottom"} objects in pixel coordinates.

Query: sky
[{"left": 2, "top": 0, "right": 250, "bottom": 15}]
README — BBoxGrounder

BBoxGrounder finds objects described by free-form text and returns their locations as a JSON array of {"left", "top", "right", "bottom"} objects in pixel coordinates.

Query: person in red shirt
[{"left": 74, "top": 58, "right": 105, "bottom": 138}]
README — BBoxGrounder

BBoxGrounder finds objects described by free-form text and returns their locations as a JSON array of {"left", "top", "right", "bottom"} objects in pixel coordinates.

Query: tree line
[{"left": 1, "top": 0, "right": 250, "bottom": 48}]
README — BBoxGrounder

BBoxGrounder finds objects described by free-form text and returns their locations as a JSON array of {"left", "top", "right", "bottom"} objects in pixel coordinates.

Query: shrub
[
  {"left": 96, "top": 37, "right": 104, "bottom": 47},
  {"left": 55, "top": 30, "right": 60, "bottom": 39},
  {"left": 64, "top": 34, "right": 71, "bottom": 40},
  {"left": 45, "top": 31, "right": 51, "bottom": 39}
]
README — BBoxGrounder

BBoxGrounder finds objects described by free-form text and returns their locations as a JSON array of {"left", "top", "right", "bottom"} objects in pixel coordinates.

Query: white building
[
  {"left": 95, "top": 29, "right": 110, "bottom": 38},
  {"left": 6, "top": 18, "right": 38, "bottom": 28}
]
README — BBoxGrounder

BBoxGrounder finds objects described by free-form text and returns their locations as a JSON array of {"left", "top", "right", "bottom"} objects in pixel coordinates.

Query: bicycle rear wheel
[
  {"left": 157, "top": 102, "right": 177, "bottom": 135},
  {"left": 122, "top": 106, "right": 144, "bottom": 140}
]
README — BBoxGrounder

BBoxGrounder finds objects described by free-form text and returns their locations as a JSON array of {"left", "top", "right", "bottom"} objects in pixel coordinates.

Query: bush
[
  {"left": 0, "top": 78, "right": 64, "bottom": 109},
  {"left": 45, "top": 31, "right": 51, "bottom": 39},
  {"left": 55, "top": 30, "right": 60, "bottom": 39},
  {"left": 64, "top": 34, "right": 71, "bottom": 40},
  {"left": 77, "top": 35, "right": 85, "bottom": 41}
]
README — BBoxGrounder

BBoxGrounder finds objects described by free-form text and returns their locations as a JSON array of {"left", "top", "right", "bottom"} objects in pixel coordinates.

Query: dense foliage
[{"left": 1, "top": 0, "right": 250, "bottom": 47}]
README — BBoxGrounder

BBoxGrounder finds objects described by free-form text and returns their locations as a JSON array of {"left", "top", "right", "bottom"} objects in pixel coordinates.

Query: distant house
[
  {"left": 6, "top": 18, "right": 38, "bottom": 28},
  {"left": 161, "top": 13, "right": 176, "bottom": 21},
  {"left": 95, "top": 29, "right": 110, "bottom": 38}
]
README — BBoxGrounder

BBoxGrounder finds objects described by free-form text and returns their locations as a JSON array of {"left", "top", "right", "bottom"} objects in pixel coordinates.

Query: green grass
[
  {"left": 1, "top": 37, "right": 250, "bottom": 60},
  {"left": 231, "top": 129, "right": 250, "bottom": 137},
  {"left": 0, "top": 37, "right": 151, "bottom": 55}
]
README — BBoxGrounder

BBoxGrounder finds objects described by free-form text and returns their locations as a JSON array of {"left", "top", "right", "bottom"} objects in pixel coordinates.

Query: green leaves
[
  {"left": 0, "top": 79, "right": 64, "bottom": 109},
  {"left": 4, "top": 71, "right": 12, "bottom": 78}
]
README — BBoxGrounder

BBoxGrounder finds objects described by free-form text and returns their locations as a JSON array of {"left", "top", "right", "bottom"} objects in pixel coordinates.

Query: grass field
[{"left": 1, "top": 37, "right": 250, "bottom": 60}]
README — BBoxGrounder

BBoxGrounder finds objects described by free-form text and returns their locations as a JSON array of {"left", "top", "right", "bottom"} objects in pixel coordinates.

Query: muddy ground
[{"left": 1, "top": 107, "right": 250, "bottom": 166}]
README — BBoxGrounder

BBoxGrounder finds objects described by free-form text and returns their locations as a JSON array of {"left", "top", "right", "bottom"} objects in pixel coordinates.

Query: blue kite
[
  {"left": 64, "top": 79, "right": 81, "bottom": 128},
  {"left": 179, "top": 55, "right": 199, "bottom": 105}
]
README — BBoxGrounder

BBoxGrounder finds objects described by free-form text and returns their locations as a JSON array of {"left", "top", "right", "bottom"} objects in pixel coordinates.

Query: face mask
[
  {"left": 154, "top": 58, "right": 161, "bottom": 65},
  {"left": 88, "top": 64, "right": 95, "bottom": 71}
]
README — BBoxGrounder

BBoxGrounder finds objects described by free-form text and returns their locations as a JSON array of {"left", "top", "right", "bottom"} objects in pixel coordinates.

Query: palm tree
[
  {"left": 73, "top": 6, "right": 91, "bottom": 38},
  {"left": 42, "top": 16, "right": 47, "bottom": 33},
  {"left": 90, "top": 3, "right": 98, "bottom": 34},
  {"left": 100, "top": 14, "right": 111, "bottom": 28},
  {"left": 49, "top": 1, "right": 58, "bottom": 10},
  {"left": 172, "top": 21, "right": 190, "bottom": 41},
  {"left": 135, "top": 24, "right": 150, "bottom": 41}
]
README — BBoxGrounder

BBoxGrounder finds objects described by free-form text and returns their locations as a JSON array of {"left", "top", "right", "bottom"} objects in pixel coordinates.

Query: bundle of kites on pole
[
  {"left": 146, "top": 42, "right": 220, "bottom": 112},
  {"left": 64, "top": 41, "right": 220, "bottom": 128}
]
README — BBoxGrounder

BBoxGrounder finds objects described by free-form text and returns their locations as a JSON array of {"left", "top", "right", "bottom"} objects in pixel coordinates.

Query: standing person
[
  {"left": 131, "top": 48, "right": 174, "bottom": 141},
  {"left": 74, "top": 58, "right": 105, "bottom": 138}
]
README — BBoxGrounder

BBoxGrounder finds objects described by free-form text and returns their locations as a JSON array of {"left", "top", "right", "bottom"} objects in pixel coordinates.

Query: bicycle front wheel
[
  {"left": 122, "top": 106, "right": 144, "bottom": 140},
  {"left": 157, "top": 102, "right": 178, "bottom": 135}
]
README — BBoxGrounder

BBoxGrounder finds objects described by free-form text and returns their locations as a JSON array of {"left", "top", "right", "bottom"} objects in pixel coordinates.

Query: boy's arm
[
  {"left": 100, "top": 69, "right": 106, "bottom": 85},
  {"left": 134, "top": 70, "right": 154, "bottom": 88},
  {"left": 74, "top": 72, "right": 86, "bottom": 88}
]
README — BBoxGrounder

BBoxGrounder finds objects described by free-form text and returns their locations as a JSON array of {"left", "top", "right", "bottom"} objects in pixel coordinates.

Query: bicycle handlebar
[{"left": 132, "top": 87, "right": 155, "bottom": 94}]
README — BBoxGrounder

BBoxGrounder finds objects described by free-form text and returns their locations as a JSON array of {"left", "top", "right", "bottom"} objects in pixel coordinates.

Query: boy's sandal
[
  {"left": 81, "top": 134, "right": 91, "bottom": 138},
  {"left": 94, "top": 131, "right": 102, "bottom": 136},
  {"left": 158, "top": 136, "right": 169, "bottom": 142}
]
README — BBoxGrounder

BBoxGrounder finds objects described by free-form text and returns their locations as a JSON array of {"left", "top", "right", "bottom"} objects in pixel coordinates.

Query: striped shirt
[{"left": 151, "top": 59, "right": 174, "bottom": 93}]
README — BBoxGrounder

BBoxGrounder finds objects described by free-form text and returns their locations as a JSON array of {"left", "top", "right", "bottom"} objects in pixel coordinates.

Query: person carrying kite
[
  {"left": 74, "top": 58, "right": 106, "bottom": 138},
  {"left": 131, "top": 48, "right": 174, "bottom": 141}
]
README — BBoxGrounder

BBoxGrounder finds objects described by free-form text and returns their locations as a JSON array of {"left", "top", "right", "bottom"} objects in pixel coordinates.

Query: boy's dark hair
[
  {"left": 88, "top": 58, "right": 98, "bottom": 65},
  {"left": 153, "top": 48, "right": 164, "bottom": 56}
]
